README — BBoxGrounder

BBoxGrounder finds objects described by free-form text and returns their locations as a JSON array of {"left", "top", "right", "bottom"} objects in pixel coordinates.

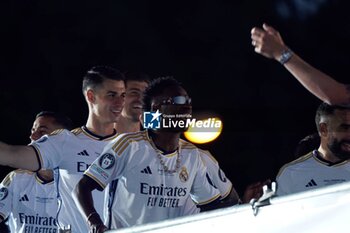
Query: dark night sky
[{"left": 1, "top": 0, "right": 350, "bottom": 194}]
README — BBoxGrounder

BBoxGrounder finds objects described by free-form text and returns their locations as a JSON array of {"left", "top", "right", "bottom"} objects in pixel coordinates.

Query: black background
[{"left": 1, "top": 0, "right": 350, "bottom": 195}]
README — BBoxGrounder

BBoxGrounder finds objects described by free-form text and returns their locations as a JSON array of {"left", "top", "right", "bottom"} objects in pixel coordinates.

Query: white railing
[{"left": 108, "top": 181, "right": 350, "bottom": 233}]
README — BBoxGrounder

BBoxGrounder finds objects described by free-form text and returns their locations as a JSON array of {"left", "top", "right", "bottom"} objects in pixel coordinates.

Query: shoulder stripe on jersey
[
  {"left": 276, "top": 152, "right": 313, "bottom": 177},
  {"left": 179, "top": 139, "right": 193, "bottom": 146},
  {"left": 71, "top": 127, "right": 82, "bottom": 135},
  {"left": 13, "top": 169, "right": 34, "bottom": 175},
  {"left": 114, "top": 136, "right": 147, "bottom": 156},
  {"left": 117, "top": 137, "right": 145, "bottom": 156},
  {"left": 112, "top": 132, "right": 146, "bottom": 154},
  {"left": 49, "top": 129, "right": 64, "bottom": 136},
  {"left": 1, "top": 171, "right": 16, "bottom": 186},
  {"left": 181, "top": 146, "right": 197, "bottom": 150},
  {"left": 199, "top": 149, "right": 218, "bottom": 164},
  {"left": 0, "top": 169, "right": 33, "bottom": 186},
  {"left": 112, "top": 132, "right": 142, "bottom": 151},
  {"left": 179, "top": 139, "right": 196, "bottom": 149},
  {"left": 181, "top": 147, "right": 197, "bottom": 152}
]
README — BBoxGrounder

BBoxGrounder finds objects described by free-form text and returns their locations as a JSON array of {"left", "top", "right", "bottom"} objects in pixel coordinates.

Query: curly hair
[{"left": 142, "top": 76, "right": 182, "bottom": 111}]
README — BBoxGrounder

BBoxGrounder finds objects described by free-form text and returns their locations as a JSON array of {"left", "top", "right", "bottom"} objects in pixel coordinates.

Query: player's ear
[
  {"left": 319, "top": 123, "right": 328, "bottom": 137},
  {"left": 86, "top": 89, "right": 95, "bottom": 103}
]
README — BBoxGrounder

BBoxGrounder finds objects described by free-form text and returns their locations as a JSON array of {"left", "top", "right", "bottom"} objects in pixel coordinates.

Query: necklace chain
[
  {"left": 156, "top": 151, "right": 181, "bottom": 174},
  {"left": 148, "top": 132, "right": 181, "bottom": 174}
]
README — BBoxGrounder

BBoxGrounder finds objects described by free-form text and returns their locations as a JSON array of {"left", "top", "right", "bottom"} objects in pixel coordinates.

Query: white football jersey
[
  {"left": 0, "top": 170, "right": 57, "bottom": 233},
  {"left": 30, "top": 126, "right": 118, "bottom": 233},
  {"left": 86, "top": 131, "right": 220, "bottom": 229},
  {"left": 179, "top": 150, "right": 232, "bottom": 215},
  {"left": 276, "top": 150, "right": 350, "bottom": 196}
]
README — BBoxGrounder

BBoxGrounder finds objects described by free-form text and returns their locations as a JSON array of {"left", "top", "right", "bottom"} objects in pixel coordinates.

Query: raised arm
[
  {"left": 0, "top": 142, "right": 39, "bottom": 171},
  {"left": 251, "top": 23, "right": 350, "bottom": 106},
  {"left": 73, "top": 175, "right": 107, "bottom": 233}
]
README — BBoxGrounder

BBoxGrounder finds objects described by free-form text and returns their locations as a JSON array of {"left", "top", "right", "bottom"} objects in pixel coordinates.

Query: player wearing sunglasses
[{"left": 73, "top": 77, "right": 242, "bottom": 232}]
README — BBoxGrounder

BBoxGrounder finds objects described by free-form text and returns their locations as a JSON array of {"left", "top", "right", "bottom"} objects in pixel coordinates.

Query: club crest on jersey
[
  {"left": 0, "top": 187, "right": 8, "bottom": 201},
  {"left": 179, "top": 167, "right": 189, "bottom": 183},
  {"left": 99, "top": 153, "right": 115, "bottom": 169}
]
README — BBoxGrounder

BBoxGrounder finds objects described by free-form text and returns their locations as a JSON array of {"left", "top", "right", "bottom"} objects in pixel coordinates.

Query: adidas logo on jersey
[
  {"left": 141, "top": 166, "right": 152, "bottom": 174},
  {"left": 19, "top": 194, "right": 29, "bottom": 202},
  {"left": 305, "top": 179, "right": 318, "bottom": 187},
  {"left": 77, "top": 150, "right": 89, "bottom": 156}
]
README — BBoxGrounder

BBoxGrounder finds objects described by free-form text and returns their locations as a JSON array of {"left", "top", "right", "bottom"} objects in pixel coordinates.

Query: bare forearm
[
  {"left": 73, "top": 181, "right": 98, "bottom": 220},
  {"left": 0, "top": 142, "right": 39, "bottom": 171},
  {"left": 283, "top": 53, "right": 350, "bottom": 105},
  {"left": 251, "top": 24, "right": 350, "bottom": 106},
  {"left": 73, "top": 176, "right": 106, "bottom": 232}
]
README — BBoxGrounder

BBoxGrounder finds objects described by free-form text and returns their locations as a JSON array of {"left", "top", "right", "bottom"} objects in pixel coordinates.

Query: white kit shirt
[
  {"left": 277, "top": 150, "right": 350, "bottom": 196},
  {"left": 0, "top": 170, "right": 57, "bottom": 233},
  {"left": 30, "top": 126, "right": 118, "bottom": 233},
  {"left": 179, "top": 149, "right": 233, "bottom": 215},
  {"left": 86, "top": 130, "right": 220, "bottom": 229}
]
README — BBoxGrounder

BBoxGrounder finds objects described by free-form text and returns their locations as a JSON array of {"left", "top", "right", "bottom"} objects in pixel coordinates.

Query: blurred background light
[{"left": 184, "top": 117, "right": 223, "bottom": 144}]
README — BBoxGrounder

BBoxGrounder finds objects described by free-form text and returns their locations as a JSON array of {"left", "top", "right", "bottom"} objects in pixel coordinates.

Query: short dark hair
[
  {"left": 35, "top": 111, "right": 73, "bottom": 130},
  {"left": 315, "top": 102, "right": 350, "bottom": 132},
  {"left": 124, "top": 71, "right": 151, "bottom": 87},
  {"left": 82, "top": 66, "right": 125, "bottom": 93},
  {"left": 143, "top": 76, "right": 182, "bottom": 111}
]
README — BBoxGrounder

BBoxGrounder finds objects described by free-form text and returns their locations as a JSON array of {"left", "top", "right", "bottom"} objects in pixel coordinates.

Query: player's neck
[
  {"left": 318, "top": 144, "right": 342, "bottom": 163},
  {"left": 149, "top": 130, "right": 180, "bottom": 153},
  {"left": 116, "top": 115, "right": 141, "bottom": 133},
  {"left": 85, "top": 118, "right": 116, "bottom": 137}
]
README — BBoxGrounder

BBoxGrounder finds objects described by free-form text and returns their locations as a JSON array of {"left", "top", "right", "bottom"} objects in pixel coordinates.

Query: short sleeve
[
  {"left": 84, "top": 137, "right": 129, "bottom": 189},
  {"left": 190, "top": 152, "right": 221, "bottom": 205},
  {"left": 30, "top": 130, "right": 68, "bottom": 169},
  {"left": 0, "top": 172, "right": 15, "bottom": 219},
  {"left": 276, "top": 168, "right": 293, "bottom": 196},
  {"left": 200, "top": 150, "right": 232, "bottom": 199}
]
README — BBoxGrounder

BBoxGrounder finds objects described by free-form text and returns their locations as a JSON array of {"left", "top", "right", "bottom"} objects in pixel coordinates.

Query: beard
[{"left": 328, "top": 138, "right": 350, "bottom": 160}]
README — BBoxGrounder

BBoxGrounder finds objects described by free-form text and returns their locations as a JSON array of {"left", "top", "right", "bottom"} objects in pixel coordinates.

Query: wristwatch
[{"left": 278, "top": 48, "right": 293, "bottom": 65}]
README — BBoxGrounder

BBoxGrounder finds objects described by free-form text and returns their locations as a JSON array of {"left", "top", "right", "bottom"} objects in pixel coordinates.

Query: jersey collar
[
  {"left": 82, "top": 125, "right": 118, "bottom": 140},
  {"left": 313, "top": 150, "right": 348, "bottom": 166},
  {"left": 147, "top": 130, "right": 180, "bottom": 157},
  {"left": 35, "top": 172, "right": 54, "bottom": 184}
]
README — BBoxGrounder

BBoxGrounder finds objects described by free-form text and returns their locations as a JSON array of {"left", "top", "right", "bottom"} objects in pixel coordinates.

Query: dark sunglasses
[{"left": 161, "top": 96, "right": 192, "bottom": 105}]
